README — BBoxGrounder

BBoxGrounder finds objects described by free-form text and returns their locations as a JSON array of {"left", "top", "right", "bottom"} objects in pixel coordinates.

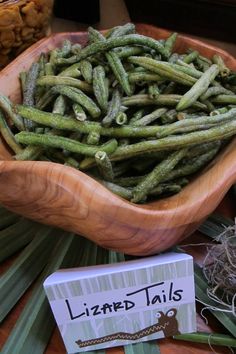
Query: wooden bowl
[{"left": 0, "top": 24, "right": 235, "bottom": 256}]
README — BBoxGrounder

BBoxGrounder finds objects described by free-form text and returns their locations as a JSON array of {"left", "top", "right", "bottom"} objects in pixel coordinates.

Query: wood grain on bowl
[{"left": 0, "top": 24, "right": 235, "bottom": 255}]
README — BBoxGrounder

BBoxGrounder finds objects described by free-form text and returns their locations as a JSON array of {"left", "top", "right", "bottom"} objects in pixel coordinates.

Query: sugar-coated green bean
[
  {"left": 131, "top": 148, "right": 188, "bottom": 202},
  {"left": 71, "top": 43, "right": 82, "bottom": 55},
  {"left": 128, "top": 56, "right": 197, "bottom": 86},
  {"left": 110, "top": 120, "right": 236, "bottom": 161},
  {"left": 169, "top": 61, "right": 202, "bottom": 79},
  {"left": 212, "top": 54, "right": 230, "bottom": 77},
  {"left": 164, "top": 32, "right": 177, "bottom": 56},
  {"left": 129, "top": 108, "right": 146, "bottom": 124},
  {"left": 52, "top": 95, "right": 66, "bottom": 115},
  {"left": 183, "top": 50, "right": 199, "bottom": 64},
  {"left": 99, "top": 180, "right": 133, "bottom": 200},
  {"left": 15, "top": 132, "right": 118, "bottom": 157},
  {"left": 87, "top": 131, "right": 100, "bottom": 145},
  {"left": 102, "top": 89, "right": 121, "bottom": 127},
  {"left": 164, "top": 146, "right": 220, "bottom": 182},
  {"left": 72, "top": 103, "right": 86, "bottom": 121},
  {"left": 56, "top": 34, "right": 169, "bottom": 65},
  {"left": 45, "top": 62, "right": 54, "bottom": 76},
  {"left": 36, "top": 87, "right": 56, "bottom": 110},
  {"left": 210, "top": 107, "right": 229, "bottom": 116},
  {"left": 106, "top": 51, "right": 132, "bottom": 96},
  {"left": 114, "top": 46, "right": 146, "bottom": 58},
  {"left": 37, "top": 75, "right": 92, "bottom": 93},
  {"left": 16, "top": 104, "right": 211, "bottom": 139},
  {"left": 52, "top": 86, "right": 101, "bottom": 119},
  {"left": 160, "top": 109, "right": 177, "bottom": 124},
  {"left": 0, "top": 110, "right": 22, "bottom": 154},
  {"left": 58, "top": 39, "right": 72, "bottom": 58},
  {"left": 95, "top": 151, "right": 114, "bottom": 181},
  {"left": 58, "top": 63, "right": 81, "bottom": 78},
  {"left": 132, "top": 107, "right": 167, "bottom": 126},
  {"left": 19, "top": 72, "right": 27, "bottom": 93},
  {"left": 128, "top": 71, "right": 162, "bottom": 84},
  {"left": 106, "top": 23, "right": 136, "bottom": 38},
  {"left": 148, "top": 83, "right": 160, "bottom": 99},
  {"left": 200, "top": 86, "right": 233, "bottom": 101},
  {"left": 157, "top": 108, "right": 236, "bottom": 137},
  {"left": 211, "top": 94, "right": 236, "bottom": 105},
  {"left": 0, "top": 95, "right": 24, "bottom": 131},
  {"left": 14, "top": 145, "right": 43, "bottom": 161},
  {"left": 122, "top": 94, "right": 207, "bottom": 110},
  {"left": 115, "top": 112, "right": 127, "bottom": 125},
  {"left": 79, "top": 60, "right": 93, "bottom": 84},
  {"left": 93, "top": 65, "right": 109, "bottom": 112},
  {"left": 176, "top": 64, "right": 219, "bottom": 111},
  {"left": 150, "top": 183, "right": 182, "bottom": 197}
]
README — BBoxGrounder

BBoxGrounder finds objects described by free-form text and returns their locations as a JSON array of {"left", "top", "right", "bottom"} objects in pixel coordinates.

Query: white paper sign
[{"left": 44, "top": 252, "right": 196, "bottom": 353}]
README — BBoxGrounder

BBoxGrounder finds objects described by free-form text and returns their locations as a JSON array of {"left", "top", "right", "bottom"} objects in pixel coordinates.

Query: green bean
[
  {"left": 171, "top": 60, "right": 202, "bottom": 78},
  {"left": 15, "top": 132, "right": 118, "bottom": 157},
  {"left": 183, "top": 50, "right": 199, "bottom": 64},
  {"left": 212, "top": 54, "right": 230, "bottom": 77},
  {"left": 93, "top": 65, "right": 109, "bottom": 112},
  {"left": 160, "top": 109, "right": 177, "bottom": 124},
  {"left": 79, "top": 59, "right": 93, "bottom": 84},
  {"left": 56, "top": 34, "right": 169, "bottom": 65},
  {"left": 110, "top": 120, "right": 236, "bottom": 161},
  {"left": 211, "top": 94, "right": 236, "bottom": 105},
  {"left": 36, "top": 88, "right": 56, "bottom": 110},
  {"left": 58, "top": 39, "right": 72, "bottom": 58},
  {"left": 16, "top": 104, "right": 209, "bottom": 139},
  {"left": 196, "top": 57, "right": 210, "bottom": 72},
  {"left": 162, "top": 81, "right": 176, "bottom": 94},
  {"left": 47, "top": 151, "right": 79, "bottom": 168},
  {"left": 148, "top": 83, "right": 160, "bottom": 99},
  {"left": 0, "top": 95, "right": 24, "bottom": 131},
  {"left": 129, "top": 108, "right": 146, "bottom": 124},
  {"left": 114, "top": 46, "right": 146, "bottom": 58},
  {"left": 128, "top": 56, "right": 197, "bottom": 86},
  {"left": 95, "top": 151, "right": 114, "bottom": 181},
  {"left": 72, "top": 103, "right": 86, "bottom": 121},
  {"left": 106, "top": 51, "right": 132, "bottom": 96},
  {"left": 164, "top": 146, "right": 220, "bottom": 182},
  {"left": 122, "top": 94, "right": 207, "bottom": 110},
  {"left": 156, "top": 108, "right": 236, "bottom": 137},
  {"left": 132, "top": 107, "right": 167, "bottom": 126},
  {"left": 164, "top": 32, "right": 177, "bottom": 56},
  {"left": 99, "top": 180, "right": 132, "bottom": 200},
  {"left": 87, "top": 131, "right": 100, "bottom": 145},
  {"left": 14, "top": 145, "right": 43, "bottom": 161},
  {"left": 115, "top": 112, "right": 127, "bottom": 125},
  {"left": 210, "top": 107, "right": 229, "bottom": 116},
  {"left": 71, "top": 43, "right": 82, "bottom": 55},
  {"left": 176, "top": 64, "right": 219, "bottom": 111},
  {"left": 102, "top": 89, "right": 121, "bottom": 127},
  {"left": 200, "top": 86, "right": 233, "bottom": 101},
  {"left": 37, "top": 75, "right": 92, "bottom": 93},
  {"left": 128, "top": 71, "right": 163, "bottom": 84},
  {"left": 168, "top": 53, "right": 179, "bottom": 63},
  {"left": 150, "top": 183, "right": 182, "bottom": 197},
  {"left": 52, "top": 86, "right": 101, "bottom": 118},
  {"left": 88, "top": 27, "right": 132, "bottom": 96},
  {"left": 19, "top": 72, "right": 27, "bottom": 93},
  {"left": 45, "top": 62, "right": 54, "bottom": 76},
  {"left": 131, "top": 148, "right": 188, "bottom": 202},
  {"left": 106, "top": 23, "right": 136, "bottom": 38},
  {"left": 58, "top": 63, "right": 81, "bottom": 78},
  {"left": 52, "top": 95, "right": 66, "bottom": 115},
  {"left": 0, "top": 110, "right": 22, "bottom": 154}
]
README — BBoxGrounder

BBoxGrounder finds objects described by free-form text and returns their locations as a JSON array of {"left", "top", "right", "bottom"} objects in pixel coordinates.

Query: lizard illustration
[{"left": 76, "top": 308, "right": 180, "bottom": 348}]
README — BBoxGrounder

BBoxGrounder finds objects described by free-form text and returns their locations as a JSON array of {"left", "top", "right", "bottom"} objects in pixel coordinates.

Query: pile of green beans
[{"left": 0, "top": 23, "right": 236, "bottom": 203}]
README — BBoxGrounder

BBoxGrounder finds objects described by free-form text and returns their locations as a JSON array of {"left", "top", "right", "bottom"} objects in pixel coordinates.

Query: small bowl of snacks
[{"left": 0, "top": 23, "right": 235, "bottom": 255}]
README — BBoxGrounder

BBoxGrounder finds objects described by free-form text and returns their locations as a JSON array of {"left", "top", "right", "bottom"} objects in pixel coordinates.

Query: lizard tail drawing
[{"left": 76, "top": 308, "right": 180, "bottom": 348}]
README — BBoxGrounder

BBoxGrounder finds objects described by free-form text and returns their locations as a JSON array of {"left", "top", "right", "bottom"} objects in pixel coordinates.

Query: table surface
[{"left": 0, "top": 10, "right": 236, "bottom": 354}]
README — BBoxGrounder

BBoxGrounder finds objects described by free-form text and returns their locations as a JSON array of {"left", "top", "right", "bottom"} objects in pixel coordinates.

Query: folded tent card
[{"left": 44, "top": 252, "right": 196, "bottom": 353}]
